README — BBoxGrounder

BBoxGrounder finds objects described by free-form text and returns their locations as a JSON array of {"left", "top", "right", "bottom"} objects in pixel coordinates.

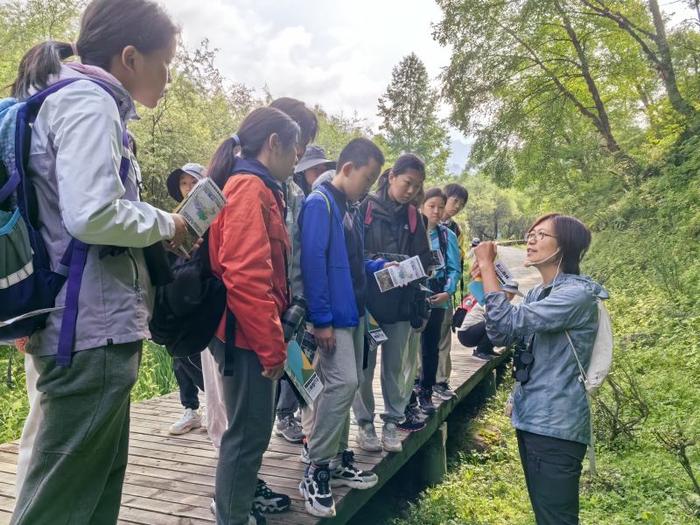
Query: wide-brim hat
[
  {"left": 295, "top": 145, "right": 336, "bottom": 174},
  {"left": 167, "top": 163, "right": 206, "bottom": 202}
]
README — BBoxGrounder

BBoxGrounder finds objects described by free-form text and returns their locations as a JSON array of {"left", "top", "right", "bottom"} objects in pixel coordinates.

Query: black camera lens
[
  {"left": 520, "top": 352, "right": 534, "bottom": 365},
  {"left": 515, "top": 369, "right": 529, "bottom": 383}
]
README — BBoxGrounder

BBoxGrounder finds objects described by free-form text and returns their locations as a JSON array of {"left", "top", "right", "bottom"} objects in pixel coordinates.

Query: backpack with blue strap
[{"left": 0, "top": 78, "right": 131, "bottom": 366}]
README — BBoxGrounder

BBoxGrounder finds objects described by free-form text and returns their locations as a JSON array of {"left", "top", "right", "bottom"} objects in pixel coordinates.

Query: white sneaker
[
  {"left": 299, "top": 465, "right": 336, "bottom": 517},
  {"left": 169, "top": 408, "right": 202, "bottom": 435},
  {"left": 357, "top": 422, "right": 382, "bottom": 452},
  {"left": 381, "top": 422, "right": 402, "bottom": 452}
]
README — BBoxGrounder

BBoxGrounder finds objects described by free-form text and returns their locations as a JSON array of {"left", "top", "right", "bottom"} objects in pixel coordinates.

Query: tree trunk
[
  {"left": 555, "top": 0, "right": 624, "bottom": 154},
  {"left": 648, "top": 0, "right": 695, "bottom": 116}
]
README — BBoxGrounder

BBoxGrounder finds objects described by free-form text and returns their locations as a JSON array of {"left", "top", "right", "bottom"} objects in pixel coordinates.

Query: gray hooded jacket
[
  {"left": 26, "top": 65, "right": 175, "bottom": 356},
  {"left": 485, "top": 273, "right": 608, "bottom": 445}
]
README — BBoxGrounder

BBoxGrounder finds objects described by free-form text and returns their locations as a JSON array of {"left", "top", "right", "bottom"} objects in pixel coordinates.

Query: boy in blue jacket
[{"left": 298, "top": 138, "right": 388, "bottom": 518}]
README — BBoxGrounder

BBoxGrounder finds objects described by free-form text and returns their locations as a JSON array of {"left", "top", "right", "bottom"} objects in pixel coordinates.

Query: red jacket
[{"left": 209, "top": 174, "right": 290, "bottom": 369}]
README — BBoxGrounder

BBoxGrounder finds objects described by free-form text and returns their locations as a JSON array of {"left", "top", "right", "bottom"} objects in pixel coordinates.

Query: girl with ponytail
[
  {"left": 10, "top": 2, "right": 185, "bottom": 524},
  {"left": 205, "top": 107, "right": 300, "bottom": 524}
]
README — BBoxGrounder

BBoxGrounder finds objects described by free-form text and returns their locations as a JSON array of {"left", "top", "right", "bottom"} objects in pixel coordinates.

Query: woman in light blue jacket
[{"left": 472, "top": 213, "right": 607, "bottom": 525}]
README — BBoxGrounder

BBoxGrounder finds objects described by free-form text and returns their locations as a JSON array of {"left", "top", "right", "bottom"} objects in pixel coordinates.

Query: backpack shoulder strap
[
  {"left": 364, "top": 200, "right": 374, "bottom": 226},
  {"left": 407, "top": 204, "right": 417, "bottom": 233},
  {"left": 310, "top": 189, "right": 331, "bottom": 214}
]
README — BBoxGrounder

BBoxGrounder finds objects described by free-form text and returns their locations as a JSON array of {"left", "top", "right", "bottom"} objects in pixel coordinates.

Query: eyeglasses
[{"left": 525, "top": 230, "right": 557, "bottom": 243}]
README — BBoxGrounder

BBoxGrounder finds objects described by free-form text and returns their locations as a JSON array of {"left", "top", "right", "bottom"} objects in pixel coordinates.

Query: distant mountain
[{"left": 447, "top": 138, "right": 472, "bottom": 175}]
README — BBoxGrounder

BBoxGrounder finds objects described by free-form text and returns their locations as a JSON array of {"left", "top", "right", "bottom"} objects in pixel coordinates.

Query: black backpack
[{"left": 149, "top": 233, "right": 226, "bottom": 358}]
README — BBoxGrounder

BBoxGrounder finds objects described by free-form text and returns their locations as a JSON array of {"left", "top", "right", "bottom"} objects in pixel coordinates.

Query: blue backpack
[{"left": 0, "top": 78, "right": 130, "bottom": 366}]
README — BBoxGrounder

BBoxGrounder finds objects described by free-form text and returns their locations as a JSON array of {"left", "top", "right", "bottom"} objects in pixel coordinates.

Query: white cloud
[{"left": 164, "top": 0, "right": 452, "bottom": 130}]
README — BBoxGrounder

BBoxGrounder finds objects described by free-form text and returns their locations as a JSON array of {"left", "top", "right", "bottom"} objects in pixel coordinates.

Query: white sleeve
[{"left": 48, "top": 81, "right": 175, "bottom": 247}]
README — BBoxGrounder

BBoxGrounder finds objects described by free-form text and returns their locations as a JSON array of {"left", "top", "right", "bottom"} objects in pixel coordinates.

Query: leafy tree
[
  {"left": 0, "top": 0, "right": 85, "bottom": 93},
  {"left": 377, "top": 53, "right": 450, "bottom": 179},
  {"left": 578, "top": 0, "right": 696, "bottom": 117}
]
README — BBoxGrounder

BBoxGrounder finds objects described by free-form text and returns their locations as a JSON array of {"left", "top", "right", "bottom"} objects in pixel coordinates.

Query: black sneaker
[
  {"left": 254, "top": 478, "right": 290, "bottom": 514},
  {"left": 397, "top": 411, "right": 426, "bottom": 432},
  {"left": 433, "top": 382, "right": 456, "bottom": 401},
  {"left": 418, "top": 388, "right": 436, "bottom": 415},
  {"left": 299, "top": 464, "right": 336, "bottom": 518},
  {"left": 330, "top": 450, "right": 379, "bottom": 489},
  {"left": 405, "top": 402, "right": 428, "bottom": 423}
]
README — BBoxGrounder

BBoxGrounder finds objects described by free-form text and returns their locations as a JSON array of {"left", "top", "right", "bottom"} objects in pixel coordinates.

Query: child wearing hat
[{"left": 165, "top": 163, "right": 207, "bottom": 435}]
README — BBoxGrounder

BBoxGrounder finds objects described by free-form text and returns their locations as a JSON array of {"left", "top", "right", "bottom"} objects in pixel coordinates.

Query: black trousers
[
  {"left": 172, "top": 353, "right": 204, "bottom": 410},
  {"left": 419, "top": 308, "right": 446, "bottom": 390},
  {"left": 516, "top": 430, "right": 587, "bottom": 525},
  {"left": 457, "top": 321, "right": 494, "bottom": 354}
]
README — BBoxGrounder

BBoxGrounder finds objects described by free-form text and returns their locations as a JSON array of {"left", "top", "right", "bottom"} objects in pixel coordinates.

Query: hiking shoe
[
  {"left": 381, "top": 422, "right": 403, "bottom": 452},
  {"left": 405, "top": 402, "right": 428, "bottom": 423},
  {"left": 254, "top": 478, "right": 290, "bottom": 513},
  {"left": 275, "top": 415, "right": 304, "bottom": 443},
  {"left": 418, "top": 388, "right": 436, "bottom": 415},
  {"left": 168, "top": 408, "right": 202, "bottom": 435},
  {"left": 357, "top": 422, "right": 382, "bottom": 452},
  {"left": 299, "top": 465, "right": 336, "bottom": 518},
  {"left": 397, "top": 410, "right": 426, "bottom": 432},
  {"left": 433, "top": 382, "right": 456, "bottom": 401},
  {"left": 473, "top": 350, "right": 495, "bottom": 360},
  {"left": 300, "top": 441, "right": 311, "bottom": 464},
  {"left": 330, "top": 449, "right": 378, "bottom": 489}
]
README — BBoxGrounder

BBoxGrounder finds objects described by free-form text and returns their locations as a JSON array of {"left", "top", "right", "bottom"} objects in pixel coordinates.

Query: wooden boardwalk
[{"left": 0, "top": 344, "right": 506, "bottom": 525}]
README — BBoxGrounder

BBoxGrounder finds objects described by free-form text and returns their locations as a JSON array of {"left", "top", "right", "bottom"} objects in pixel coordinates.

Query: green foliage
[
  {"left": 460, "top": 173, "right": 532, "bottom": 240},
  {"left": 377, "top": 53, "right": 450, "bottom": 179}
]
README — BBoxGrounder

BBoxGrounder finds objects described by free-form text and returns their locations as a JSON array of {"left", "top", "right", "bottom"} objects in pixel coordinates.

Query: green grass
[{"left": 0, "top": 340, "right": 176, "bottom": 443}]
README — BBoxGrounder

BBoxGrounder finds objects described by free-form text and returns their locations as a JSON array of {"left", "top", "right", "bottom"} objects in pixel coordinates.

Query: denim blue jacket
[{"left": 485, "top": 273, "right": 608, "bottom": 445}]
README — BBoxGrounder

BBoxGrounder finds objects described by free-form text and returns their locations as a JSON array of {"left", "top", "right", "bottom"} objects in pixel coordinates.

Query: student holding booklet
[
  {"left": 353, "top": 153, "right": 432, "bottom": 453},
  {"left": 416, "top": 188, "right": 461, "bottom": 414},
  {"left": 299, "top": 138, "right": 387, "bottom": 518}
]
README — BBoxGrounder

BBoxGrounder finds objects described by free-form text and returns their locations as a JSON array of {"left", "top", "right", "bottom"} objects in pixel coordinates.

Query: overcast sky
[
  {"left": 166, "top": 0, "right": 452, "bottom": 131},
  {"left": 165, "top": 0, "right": 697, "bottom": 148}
]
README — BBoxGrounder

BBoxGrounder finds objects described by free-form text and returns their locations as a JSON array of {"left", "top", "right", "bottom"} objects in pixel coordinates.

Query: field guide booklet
[
  {"left": 468, "top": 258, "right": 515, "bottom": 305},
  {"left": 173, "top": 178, "right": 226, "bottom": 255},
  {"left": 285, "top": 330, "right": 323, "bottom": 405},
  {"left": 374, "top": 255, "right": 427, "bottom": 293}
]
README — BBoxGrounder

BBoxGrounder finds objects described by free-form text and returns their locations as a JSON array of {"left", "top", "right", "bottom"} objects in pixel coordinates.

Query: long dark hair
[
  {"left": 269, "top": 97, "right": 318, "bottom": 147},
  {"left": 528, "top": 213, "right": 591, "bottom": 275},
  {"left": 11, "top": 0, "right": 178, "bottom": 99},
  {"left": 208, "top": 107, "right": 300, "bottom": 190},
  {"left": 376, "top": 153, "right": 426, "bottom": 192}
]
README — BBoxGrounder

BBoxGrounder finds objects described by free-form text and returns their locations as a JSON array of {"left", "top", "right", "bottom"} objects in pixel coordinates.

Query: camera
[
  {"left": 409, "top": 283, "right": 434, "bottom": 329},
  {"left": 281, "top": 296, "right": 306, "bottom": 342}
]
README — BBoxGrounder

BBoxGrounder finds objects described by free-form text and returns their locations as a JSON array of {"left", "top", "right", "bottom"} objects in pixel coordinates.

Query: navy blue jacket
[{"left": 300, "top": 184, "right": 384, "bottom": 328}]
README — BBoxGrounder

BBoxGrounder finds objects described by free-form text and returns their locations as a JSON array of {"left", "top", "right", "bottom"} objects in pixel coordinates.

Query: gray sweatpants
[
  {"left": 12, "top": 342, "right": 141, "bottom": 525},
  {"left": 353, "top": 321, "right": 412, "bottom": 425},
  {"left": 210, "top": 339, "right": 275, "bottom": 525},
  {"left": 307, "top": 323, "right": 364, "bottom": 465}
]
